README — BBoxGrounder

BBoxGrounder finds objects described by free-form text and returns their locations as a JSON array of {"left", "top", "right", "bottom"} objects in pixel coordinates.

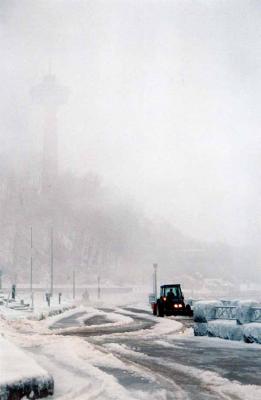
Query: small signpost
[
  {"left": 46, "top": 292, "right": 51, "bottom": 307},
  {"left": 12, "top": 284, "right": 16, "bottom": 300}
]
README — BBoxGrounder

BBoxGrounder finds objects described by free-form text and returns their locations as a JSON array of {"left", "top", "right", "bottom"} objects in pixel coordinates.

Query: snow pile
[{"left": 0, "top": 335, "right": 53, "bottom": 399}]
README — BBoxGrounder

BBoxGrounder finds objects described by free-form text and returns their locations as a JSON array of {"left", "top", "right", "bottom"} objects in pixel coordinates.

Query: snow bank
[{"left": 0, "top": 335, "right": 54, "bottom": 399}]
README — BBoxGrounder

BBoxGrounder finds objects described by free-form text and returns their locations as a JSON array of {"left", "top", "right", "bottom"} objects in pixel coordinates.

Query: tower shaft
[{"left": 42, "top": 107, "right": 58, "bottom": 192}]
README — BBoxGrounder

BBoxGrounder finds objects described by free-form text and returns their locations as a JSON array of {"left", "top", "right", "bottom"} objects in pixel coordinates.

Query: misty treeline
[{"left": 0, "top": 155, "right": 250, "bottom": 288}]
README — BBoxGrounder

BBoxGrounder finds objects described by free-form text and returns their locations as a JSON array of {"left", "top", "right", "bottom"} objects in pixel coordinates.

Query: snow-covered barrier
[
  {"left": 193, "top": 300, "right": 261, "bottom": 344},
  {"left": 207, "top": 320, "right": 243, "bottom": 341},
  {"left": 243, "top": 323, "right": 261, "bottom": 343},
  {"left": 193, "top": 300, "right": 223, "bottom": 323},
  {"left": 0, "top": 336, "right": 54, "bottom": 399}
]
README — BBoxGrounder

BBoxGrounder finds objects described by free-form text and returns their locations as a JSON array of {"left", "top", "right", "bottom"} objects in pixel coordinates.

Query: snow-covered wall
[{"left": 0, "top": 336, "right": 54, "bottom": 399}]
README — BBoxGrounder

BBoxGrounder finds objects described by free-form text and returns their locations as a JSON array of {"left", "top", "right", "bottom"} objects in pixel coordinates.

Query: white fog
[{"left": 0, "top": 0, "right": 261, "bottom": 287}]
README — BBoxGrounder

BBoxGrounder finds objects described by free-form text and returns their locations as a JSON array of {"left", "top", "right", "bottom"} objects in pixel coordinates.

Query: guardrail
[
  {"left": 213, "top": 306, "right": 237, "bottom": 320},
  {"left": 250, "top": 307, "right": 261, "bottom": 322},
  {"left": 194, "top": 301, "right": 261, "bottom": 324},
  {"left": 209, "top": 305, "right": 261, "bottom": 324},
  {"left": 194, "top": 301, "right": 261, "bottom": 343}
]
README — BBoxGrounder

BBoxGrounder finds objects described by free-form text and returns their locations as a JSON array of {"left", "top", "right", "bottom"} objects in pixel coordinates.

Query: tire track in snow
[{"left": 96, "top": 341, "right": 242, "bottom": 400}]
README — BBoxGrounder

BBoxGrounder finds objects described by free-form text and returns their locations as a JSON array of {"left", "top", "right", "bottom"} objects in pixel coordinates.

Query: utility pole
[
  {"left": 50, "top": 228, "right": 54, "bottom": 296},
  {"left": 153, "top": 263, "right": 158, "bottom": 300},
  {"left": 72, "top": 270, "right": 75, "bottom": 299},
  {"left": 30, "top": 227, "right": 33, "bottom": 293},
  {"left": 97, "top": 276, "right": 101, "bottom": 299}
]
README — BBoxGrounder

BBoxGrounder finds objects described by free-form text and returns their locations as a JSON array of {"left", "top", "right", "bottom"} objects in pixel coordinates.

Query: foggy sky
[{"left": 0, "top": 0, "right": 261, "bottom": 246}]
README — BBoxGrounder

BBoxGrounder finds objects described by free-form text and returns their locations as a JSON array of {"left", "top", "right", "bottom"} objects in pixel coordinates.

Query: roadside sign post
[{"left": 12, "top": 284, "right": 16, "bottom": 300}]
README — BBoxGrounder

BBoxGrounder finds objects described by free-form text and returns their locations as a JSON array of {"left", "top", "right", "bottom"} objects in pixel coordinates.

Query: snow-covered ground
[
  {"left": 0, "top": 301, "right": 183, "bottom": 399},
  {"left": 1, "top": 289, "right": 261, "bottom": 399}
]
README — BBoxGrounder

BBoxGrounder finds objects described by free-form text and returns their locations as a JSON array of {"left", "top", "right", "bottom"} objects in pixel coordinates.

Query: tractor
[{"left": 151, "top": 284, "right": 193, "bottom": 317}]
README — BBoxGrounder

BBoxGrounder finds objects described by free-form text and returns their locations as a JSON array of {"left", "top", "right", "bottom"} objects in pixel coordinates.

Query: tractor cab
[
  {"left": 160, "top": 284, "right": 183, "bottom": 300},
  {"left": 152, "top": 283, "right": 192, "bottom": 317}
]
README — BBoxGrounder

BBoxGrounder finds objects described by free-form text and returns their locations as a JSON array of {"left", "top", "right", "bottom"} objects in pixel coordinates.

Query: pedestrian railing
[
  {"left": 194, "top": 301, "right": 261, "bottom": 343},
  {"left": 204, "top": 304, "right": 261, "bottom": 324},
  {"left": 214, "top": 306, "right": 237, "bottom": 320},
  {"left": 250, "top": 307, "right": 261, "bottom": 323}
]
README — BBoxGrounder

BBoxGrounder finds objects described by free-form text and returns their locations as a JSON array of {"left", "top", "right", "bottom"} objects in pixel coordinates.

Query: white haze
[{"left": 0, "top": 0, "right": 260, "bottom": 285}]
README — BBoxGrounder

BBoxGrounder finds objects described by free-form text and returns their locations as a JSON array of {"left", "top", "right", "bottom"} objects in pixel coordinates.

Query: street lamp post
[
  {"left": 50, "top": 228, "right": 54, "bottom": 296},
  {"left": 30, "top": 227, "right": 33, "bottom": 293},
  {"left": 153, "top": 263, "right": 158, "bottom": 301}
]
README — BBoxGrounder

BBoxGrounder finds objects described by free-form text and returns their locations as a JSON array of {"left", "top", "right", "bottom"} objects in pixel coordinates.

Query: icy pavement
[{"left": 1, "top": 303, "right": 261, "bottom": 399}]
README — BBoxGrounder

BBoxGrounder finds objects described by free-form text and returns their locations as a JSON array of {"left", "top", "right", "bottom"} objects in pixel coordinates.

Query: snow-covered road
[{"left": 3, "top": 305, "right": 261, "bottom": 400}]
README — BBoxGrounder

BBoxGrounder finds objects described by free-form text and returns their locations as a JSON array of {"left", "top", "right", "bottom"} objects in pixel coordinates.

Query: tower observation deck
[{"left": 31, "top": 74, "right": 68, "bottom": 193}]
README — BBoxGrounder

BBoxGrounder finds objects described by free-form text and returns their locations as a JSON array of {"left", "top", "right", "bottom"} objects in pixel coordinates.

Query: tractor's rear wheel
[
  {"left": 157, "top": 301, "right": 164, "bottom": 317},
  {"left": 185, "top": 304, "right": 193, "bottom": 317}
]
